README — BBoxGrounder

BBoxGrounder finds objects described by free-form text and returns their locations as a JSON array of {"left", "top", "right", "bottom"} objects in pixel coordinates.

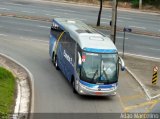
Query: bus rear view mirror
[
  {"left": 78, "top": 52, "right": 82, "bottom": 67},
  {"left": 119, "top": 56, "right": 125, "bottom": 71}
]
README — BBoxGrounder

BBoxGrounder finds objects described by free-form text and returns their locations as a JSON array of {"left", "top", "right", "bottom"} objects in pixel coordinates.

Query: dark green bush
[{"left": 131, "top": 0, "right": 139, "bottom": 8}]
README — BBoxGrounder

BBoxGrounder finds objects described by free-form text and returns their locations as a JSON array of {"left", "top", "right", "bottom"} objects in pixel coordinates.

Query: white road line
[
  {"left": 158, "top": 29, "right": 160, "bottom": 32},
  {"left": 74, "top": 18, "right": 86, "bottom": 21},
  {"left": 117, "top": 20, "right": 123, "bottom": 23},
  {"left": 0, "top": 8, "right": 11, "bottom": 10},
  {"left": 17, "top": 28, "right": 33, "bottom": 32},
  {"left": 126, "top": 32, "right": 160, "bottom": 39},
  {"left": 119, "top": 52, "right": 160, "bottom": 61},
  {"left": 0, "top": 20, "right": 50, "bottom": 29},
  {"left": 63, "top": 13, "right": 69, "bottom": 15},
  {"left": 149, "top": 48, "right": 160, "bottom": 51},
  {"left": 45, "top": 13, "right": 57, "bottom": 17},
  {"left": 54, "top": 8, "right": 79, "bottom": 14},
  {"left": 118, "top": 16, "right": 132, "bottom": 20},
  {"left": 101, "top": 21, "right": 108, "bottom": 24},
  {"left": 21, "top": 11, "right": 35, "bottom": 14},
  {"left": 101, "top": 18, "right": 111, "bottom": 21},
  {"left": 129, "top": 25, "right": 146, "bottom": 30},
  {"left": 0, "top": 34, "right": 8, "bottom": 37},
  {"left": 117, "top": 37, "right": 129, "bottom": 40},
  {"left": 38, "top": 25, "right": 50, "bottom": 29},
  {"left": 19, "top": 36, "right": 49, "bottom": 44},
  {"left": 6, "top": 2, "right": 24, "bottom": 6}
]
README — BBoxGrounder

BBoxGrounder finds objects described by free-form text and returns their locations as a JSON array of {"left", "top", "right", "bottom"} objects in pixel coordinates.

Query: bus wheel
[
  {"left": 51, "top": 52, "right": 54, "bottom": 64},
  {"left": 55, "top": 56, "right": 59, "bottom": 70},
  {"left": 72, "top": 79, "right": 77, "bottom": 94}
]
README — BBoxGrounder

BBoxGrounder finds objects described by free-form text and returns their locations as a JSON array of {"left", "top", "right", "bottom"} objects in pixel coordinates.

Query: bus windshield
[{"left": 80, "top": 52, "right": 119, "bottom": 84}]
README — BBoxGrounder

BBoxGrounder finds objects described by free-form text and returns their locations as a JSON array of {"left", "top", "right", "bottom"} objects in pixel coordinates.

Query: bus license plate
[{"left": 95, "top": 92, "right": 102, "bottom": 95}]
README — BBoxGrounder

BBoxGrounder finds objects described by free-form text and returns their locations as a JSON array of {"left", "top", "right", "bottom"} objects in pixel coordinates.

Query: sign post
[
  {"left": 122, "top": 27, "right": 132, "bottom": 58},
  {"left": 152, "top": 66, "right": 158, "bottom": 85}
]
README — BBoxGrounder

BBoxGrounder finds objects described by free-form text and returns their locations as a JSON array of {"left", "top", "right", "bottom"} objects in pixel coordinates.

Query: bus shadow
[{"left": 77, "top": 94, "right": 115, "bottom": 101}]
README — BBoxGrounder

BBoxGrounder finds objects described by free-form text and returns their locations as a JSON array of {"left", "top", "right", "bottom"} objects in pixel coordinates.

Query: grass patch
[{"left": 0, "top": 67, "right": 15, "bottom": 118}]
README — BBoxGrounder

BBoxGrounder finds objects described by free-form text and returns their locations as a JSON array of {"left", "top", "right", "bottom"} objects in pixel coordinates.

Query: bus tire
[
  {"left": 55, "top": 56, "right": 59, "bottom": 70},
  {"left": 72, "top": 78, "right": 77, "bottom": 94},
  {"left": 51, "top": 52, "right": 54, "bottom": 64}
]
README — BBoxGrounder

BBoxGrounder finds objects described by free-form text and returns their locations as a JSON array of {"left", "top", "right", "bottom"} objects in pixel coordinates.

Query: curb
[
  {"left": 0, "top": 53, "right": 34, "bottom": 118},
  {"left": 125, "top": 67, "right": 152, "bottom": 100},
  {"left": 126, "top": 67, "right": 160, "bottom": 100},
  {"left": 122, "top": 54, "right": 160, "bottom": 100}
]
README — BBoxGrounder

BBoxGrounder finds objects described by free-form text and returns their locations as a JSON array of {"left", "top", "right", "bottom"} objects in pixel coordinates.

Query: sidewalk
[
  {"left": 124, "top": 55, "right": 160, "bottom": 100},
  {"left": 23, "top": 0, "right": 160, "bottom": 14}
]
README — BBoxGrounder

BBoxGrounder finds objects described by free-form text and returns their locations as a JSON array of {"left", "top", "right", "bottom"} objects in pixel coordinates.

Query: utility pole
[
  {"left": 139, "top": 0, "right": 142, "bottom": 9},
  {"left": 111, "top": 0, "right": 118, "bottom": 44}
]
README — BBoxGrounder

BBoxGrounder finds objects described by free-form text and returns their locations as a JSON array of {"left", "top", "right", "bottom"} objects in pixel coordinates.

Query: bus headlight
[{"left": 80, "top": 90, "right": 84, "bottom": 94}]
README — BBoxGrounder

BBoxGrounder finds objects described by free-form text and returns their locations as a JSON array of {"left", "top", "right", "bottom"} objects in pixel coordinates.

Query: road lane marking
[
  {"left": 38, "top": 25, "right": 50, "bottom": 29},
  {"left": 121, "top": 94, "right": 145, "bottom": 102},
  {"left": 74, "top": 18, "right": 86, "bottom": 21},
  {"left": 0, "top": 8, "right": 11, "bottom": 10},
  {"left": 5, "top": 2, "right": 25, "bottom": 6},
  {"left": 0, "top": 36, "right": 49, "bottom": 44},
  {"left": 129, "top": 25, "right": 146, "bottom": 30},
  {"left": 21, "top": 11, "right": 35, "bottom": 14},
  {"left": 0, "top": 34, "right": 8, "bottom": 37},
  {"left": 117, "top": 93, "right": 126, "bottom": 110},
  {"left": 101, "top": 19, "right": 123, "bottom": 24},
  {"left": 45, "top": 13, "right": 57, "bottom": 17},
  {"left": 17, "top": 28, "right": 33, "bottom": 32},
  {"left": 101, "top": 18, "right": 111, "bottom": 21},
  {"left": 124, "top": 100, "right": 158, "bottom": 112},
  {"left": 64, "top": 13, "right": 69, "bottom": 15},
  {"left": 120, "top": 52, "right": 160, "bottom": 61},
  {"left": 158, "top": 29, "right": 160, "bottom": 32},
  {"left": 0, "top": 20, "right": 50, "bottom": 29},
  {"left": 118, "top": 16, "right": 132, "bottom": 20},
  {"left": 147, "top": 100, "right": 159, "bottom": 113},
  {"left": 149, "top": 48, "right": 160, "bottom": 51},
  {"left": 54, "top": 8, "right": 79, "bottom": 14},
  {"left": 101, "top": 21, "right": 108, "bottom": 24},
  {"left": 126, "top": 32, "right": 160, "bottom": 38},
  {"left": 117, "top": 37, "right": 129, "bottom": 40},
  {"left": 19, "top": 36, "right": 49, "bottom": 44}
]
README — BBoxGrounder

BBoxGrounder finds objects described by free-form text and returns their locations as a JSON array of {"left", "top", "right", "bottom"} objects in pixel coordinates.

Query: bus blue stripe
[
  {"left": 79, "top": 80, "right": 115, "bottom": 89},
  {"left": 83, "top": 48, "right": 117, "bottom": 53}
]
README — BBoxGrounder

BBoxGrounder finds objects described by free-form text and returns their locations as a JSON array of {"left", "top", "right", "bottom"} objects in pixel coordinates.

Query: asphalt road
[
  {"left": 0, "top": 0, "right": 160, "bottom": 117},
  {"left": 0, "top": 0, "right": 160, "bottom": 34},
  {"left": 0, "top": 16, "right": 159, "bottom": 58},
  {"left": 0, "top": 15, "right": 159, "bottom": 116}
]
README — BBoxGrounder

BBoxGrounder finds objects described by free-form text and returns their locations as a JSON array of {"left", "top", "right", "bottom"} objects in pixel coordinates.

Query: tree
[{"left": 97, "top": 0, "right": 103, "bottom": 26}]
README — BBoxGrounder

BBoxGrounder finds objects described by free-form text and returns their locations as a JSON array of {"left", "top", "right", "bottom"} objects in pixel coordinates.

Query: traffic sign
[{"left": 123, "top": 28, "right": 132, "bottom": 32}]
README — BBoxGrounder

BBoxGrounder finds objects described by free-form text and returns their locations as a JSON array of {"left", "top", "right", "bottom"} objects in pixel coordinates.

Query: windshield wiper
[{"left": 92, "top": 69, "right": 98, "bottom": 80}]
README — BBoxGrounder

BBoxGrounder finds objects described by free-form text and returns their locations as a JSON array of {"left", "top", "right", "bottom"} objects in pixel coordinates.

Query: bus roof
[{"left": 53, "top": 18, "right": 117, "bottom": 53}]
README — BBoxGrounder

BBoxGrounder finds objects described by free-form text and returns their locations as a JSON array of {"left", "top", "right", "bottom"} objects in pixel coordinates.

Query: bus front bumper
[{"left": 77, "top": 83, "right": 117, "bottom": 96}]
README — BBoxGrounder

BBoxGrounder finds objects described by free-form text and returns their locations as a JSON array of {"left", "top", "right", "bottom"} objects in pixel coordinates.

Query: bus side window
[{"left": 61, "top": 32, "right": 76, "bottom": 63}]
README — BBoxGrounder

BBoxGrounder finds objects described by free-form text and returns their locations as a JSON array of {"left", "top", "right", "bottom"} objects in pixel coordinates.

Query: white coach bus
[{"left": 49, "top": 18, "right": 125, "bottom": 96}]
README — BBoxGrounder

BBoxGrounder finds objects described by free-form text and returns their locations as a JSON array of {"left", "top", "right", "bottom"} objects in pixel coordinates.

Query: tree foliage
[{"left": 118, "top": 0, "right": 160, "bottom": 7}]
